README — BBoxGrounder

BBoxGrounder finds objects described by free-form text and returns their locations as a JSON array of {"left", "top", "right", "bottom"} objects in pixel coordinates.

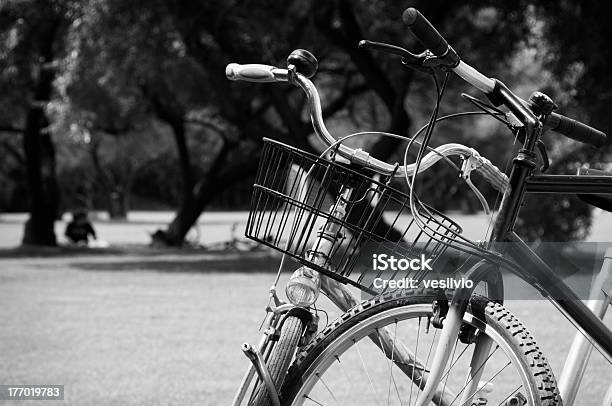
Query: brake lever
[
  {"left": 460, "top": 155, "right": 491, "bottom": 215},
  {"left": 358, "top": 40, "right": 414, "bottom": 58},
  {"left": 536, "top": 140, "right": 550, "bottom": 172},
  {"left": 358, "top": 40, "right": 430, "bottom": 73}
]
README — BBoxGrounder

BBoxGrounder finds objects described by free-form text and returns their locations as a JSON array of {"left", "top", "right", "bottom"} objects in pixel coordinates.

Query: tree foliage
[{"left": 1, "top": 0, "right": 608, "bottom": 246}]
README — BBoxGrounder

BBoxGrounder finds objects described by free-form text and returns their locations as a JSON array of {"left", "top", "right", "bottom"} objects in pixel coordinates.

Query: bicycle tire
[
  {"left": 249, "top": 315, "right": 304, "bottom": 406},
  {"left": 281, "top": 293, "right": 561, "bottom": 406}
]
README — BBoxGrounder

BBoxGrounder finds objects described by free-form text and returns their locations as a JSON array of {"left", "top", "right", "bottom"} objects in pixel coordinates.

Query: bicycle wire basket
[{"left": 246, "top": 138, "right": 462, "bottom": 294}]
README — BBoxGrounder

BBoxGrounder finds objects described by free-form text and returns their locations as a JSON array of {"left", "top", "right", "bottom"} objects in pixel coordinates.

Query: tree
[
  {"left": 511, "top": 1, "right": 612, "bottom": 242},
  {"left": 147, "top": 0, "right": 535, "bottom": 245},
  {"left": 0, "top": 0, "right": 80, "bottom": 245},
  {"left": 59, "top": 0, "right": 212, "bottom": 219},
  {"left": 4, "top": 0, "right": 601, "bottom": 247}
]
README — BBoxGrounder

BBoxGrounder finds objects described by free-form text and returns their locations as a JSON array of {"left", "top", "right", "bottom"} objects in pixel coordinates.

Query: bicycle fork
[
  {"left": 231, "top": 188, "right": 355, "bottom": 406},
  {"left": 233, "top": 184, "right": 459, "bottom": 405},
  {"left": 313, "top": 187, "right": 457, "bottom": 405},
  {"left": 414, "top": 261, "right": 504, "bottom": 406}
]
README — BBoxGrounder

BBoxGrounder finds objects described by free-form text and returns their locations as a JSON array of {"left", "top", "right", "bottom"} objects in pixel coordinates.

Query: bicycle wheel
[
  {"left": 249, "top": 316, "right": 305, "bottom": 406},
  {"left": 281, "top": 293, "right": 560, "bottom": 406}
]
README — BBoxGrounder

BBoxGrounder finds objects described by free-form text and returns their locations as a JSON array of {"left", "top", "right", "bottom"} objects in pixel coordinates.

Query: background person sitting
[{"left": 65, "top": 209, "right": 97, "bottom": 246}]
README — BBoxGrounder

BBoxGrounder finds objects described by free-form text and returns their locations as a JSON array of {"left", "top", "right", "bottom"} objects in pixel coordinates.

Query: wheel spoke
[
  {"left": 495, "top": 385, "right": 523, "bottom": 406},
  {"left": 439, "top": 342, "right": 471, "bottom": 383},
  {"left": 438, "top": 337, "right": 460, "bottom": 405},
  {"left": 315, "top": 372, "right": 342, "bottom": 406},
  {"left": 448, "top": 345, "right": 500, "bottom": 406},
  {"left": 456, "top": 361, "right": 512, "bottom": 406},
  {"left": 385, "top": 322, "right": 404, "bottom": 406},
  {"left": 408, "top": 317, "right": 422, "bottom": 406},
  {"left": 355, "top": 339, "right": 381, "bottom": 403},
  {"left": 424, "top": 326, "right": 439, "bottom": 370},
  {"left": 304, "top": 393, "right": 328, "bottom": 406},
  {"left": 334, "top": 355, "right": 365, "bottom": 406}
]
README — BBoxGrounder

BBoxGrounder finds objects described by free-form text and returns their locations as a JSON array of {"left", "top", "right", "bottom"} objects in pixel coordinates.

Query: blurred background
[
  {"left": 1, "top": 0, "right": 611, "bottom": 246},
  {"left": 1, "top": 0, "right": 611, "bottom": 405}
]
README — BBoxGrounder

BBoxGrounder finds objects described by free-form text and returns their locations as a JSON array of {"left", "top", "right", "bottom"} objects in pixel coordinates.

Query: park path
[
  {"left": 1, "top": 209, "right": 611, "bottom": 249},
  {"left": 0, "top": 211, "right": 248, "bottom": 248}
]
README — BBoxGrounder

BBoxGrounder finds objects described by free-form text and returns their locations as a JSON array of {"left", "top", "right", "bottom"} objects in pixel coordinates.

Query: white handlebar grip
[{"left": 225, "top": 63, "right": 279, "bottom": 82}]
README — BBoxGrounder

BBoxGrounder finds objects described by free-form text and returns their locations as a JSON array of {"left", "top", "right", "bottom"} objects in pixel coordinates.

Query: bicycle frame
[
  {"left": 416, "top": 80, "right": 612, "bottom": 406},
  {"left": 487, "top": 80, "right": 612, "bottom": 361},
  {"left": 493, "top": 179, "right": 612, "bottom": 406}
]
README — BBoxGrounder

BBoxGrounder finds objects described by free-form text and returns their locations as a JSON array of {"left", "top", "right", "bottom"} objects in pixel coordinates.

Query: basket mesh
[{"left": 246, "top": 139, "right": 462, "bottom": 293}]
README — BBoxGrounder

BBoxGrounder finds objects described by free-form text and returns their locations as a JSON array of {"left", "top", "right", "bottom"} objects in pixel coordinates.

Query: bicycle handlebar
[
  {"left": 547, "top": 113, "right": 607, "bottom": 147},
  {"left": 225, "top": 63, "right": 509, "bottom": 192},
  {"left": 402, "top": 7, "right": 608, "bottom": 148},
  {"left": 402, "top": 8, "right": 454, "bottom": 60}
]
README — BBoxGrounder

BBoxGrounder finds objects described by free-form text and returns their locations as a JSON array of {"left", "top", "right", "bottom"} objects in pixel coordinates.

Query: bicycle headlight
[{"left": 285, "top": 267, "right": 320, "bottom": 307}]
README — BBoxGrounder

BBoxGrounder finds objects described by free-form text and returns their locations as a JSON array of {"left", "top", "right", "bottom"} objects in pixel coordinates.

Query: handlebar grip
[
  {"left": 547, "top": 113, "right": 607, "bottom": 147},
  {"left": 402, "top": 8, "right": 449, "bottom": 57},
  {"left": 225, "top": 63, "right": 282, "bottom": 83}
]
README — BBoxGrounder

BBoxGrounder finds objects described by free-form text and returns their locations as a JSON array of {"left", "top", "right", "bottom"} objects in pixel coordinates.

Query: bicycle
[
  {"left": 225, "top": 8, "right": 612, "bottom": 406},
  {"left": 202, "top": 222, "right": 265, "bottom": 252}
]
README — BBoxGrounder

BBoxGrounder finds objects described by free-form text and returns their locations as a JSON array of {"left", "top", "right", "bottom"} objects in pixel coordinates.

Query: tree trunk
[
  {"left": 167, "top": 118, "right": 196, "bottom": 224},
  {"left": 89, "top": 138, "right": 127, "bottom": 219},
  {"left": 22, "top": 117, "right": 59, "bottom": 245},
  {"left": 152, "top": 142, "right": 254, "bottom": 246},
  {"left": 174, "top": 123, "right": 195, "bottom": 202},
  {"left": 108, "top": 188, "right": 128, "bottom": 220},
  {"left": 21, "top": 21, "right": 60, "bottom": 246},
  {"left": 141, "top": 81, "right": 199, "bottom": 241}
]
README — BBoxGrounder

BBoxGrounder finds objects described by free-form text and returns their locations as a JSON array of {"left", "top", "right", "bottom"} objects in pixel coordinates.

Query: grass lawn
[
  {"left": 0, "top": 254, "right": 610, "bottom": 405},
  {"left": 0, "top": 254, "right": 281, "bottom": 405}
]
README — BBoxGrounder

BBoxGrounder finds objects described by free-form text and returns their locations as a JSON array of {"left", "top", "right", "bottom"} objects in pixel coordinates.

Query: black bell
[
  {"left": 528, "top": 91, "right": 557, "bottom": 116},
  {"left": 287, "top": 49, "right": 318, "bottom": 78}
]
